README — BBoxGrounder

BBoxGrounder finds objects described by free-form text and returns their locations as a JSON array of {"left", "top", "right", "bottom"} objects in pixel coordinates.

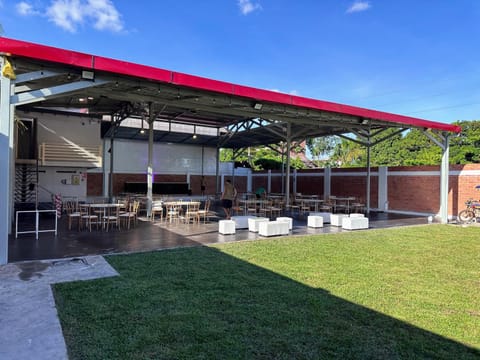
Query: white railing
[
  {"left": 15, "top": 209, "right": 58, "bottom": 239},
  {"left": 39, "top": 142, "right": 102, "bottom": 167}
]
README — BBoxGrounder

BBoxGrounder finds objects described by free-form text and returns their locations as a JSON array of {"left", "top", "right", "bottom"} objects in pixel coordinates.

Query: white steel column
[
  {"left": 102, "top": 137, "right": 109, "bottom": 197},
  {"left": 285, "top": 123, "right": 292, "bottom": 206},
  {"left": 424, "top": 130, "right": 450, "bottom": 224},
  {"left": 366, "top": 140, "right": 371, "bottom": 214},
  {"left": 378, "top": 166, "right": 388, "bottom": 211},
  {"left": 440, "top": 134, "right": 450, "bottom": 223},
  {"left": 0, "top": 56, "right": 13, "bottom": 265},
  {"left": 146, "top": 114, "right": 154, "bottom": 218}
]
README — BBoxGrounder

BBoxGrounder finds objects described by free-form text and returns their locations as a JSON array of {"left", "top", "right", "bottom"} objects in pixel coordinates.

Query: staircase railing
[{"left": 38, "top": 142, "right": 102, "bottom": 167}]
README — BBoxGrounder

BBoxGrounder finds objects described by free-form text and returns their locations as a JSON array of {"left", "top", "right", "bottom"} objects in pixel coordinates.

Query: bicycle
[{"left": 458, "top": 198, "right": 480, "bottom": 223}]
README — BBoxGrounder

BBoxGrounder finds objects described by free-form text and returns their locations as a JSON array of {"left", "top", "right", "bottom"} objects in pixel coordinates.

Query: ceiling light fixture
[
  {"left": 253, "top": 102, "right": 263, "bottom": 110},
  {"left": 140, "top": 118, "right": 145, "bottom": 134}
]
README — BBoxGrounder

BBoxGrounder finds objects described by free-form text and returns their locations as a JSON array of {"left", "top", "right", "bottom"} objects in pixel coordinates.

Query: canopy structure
[{"left": 0, "top": 37, "right": 461, "bottom": 264}]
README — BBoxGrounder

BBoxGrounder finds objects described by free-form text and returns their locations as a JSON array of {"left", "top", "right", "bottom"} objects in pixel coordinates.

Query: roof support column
[
  {"left": 366, "top": 136, "right": 371, "bottom": 214},
  {"left": 0, "top": 56, "right": 14, "bottom": 265},
  {"left": 285, "top": 123, "right": 292, "bottom": 207},
  {"left": 440, "top": 134, "right": 450, "bottom": 223},
  {"left": 215, "top": 146, "right": 220, "bottom": 196},
  {"left": 108, "top": 125, "right": 115, "bottom": 201},
  {"left": 146, "top": 105, "right": 155, "bottom": 218},
  {"left": 424, "top": 130, "right": 450, "bottom": 224}
]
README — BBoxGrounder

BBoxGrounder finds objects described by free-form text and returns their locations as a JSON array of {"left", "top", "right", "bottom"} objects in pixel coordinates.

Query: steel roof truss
[{"left": 11, "top": 78, "right": 111, "bottom": 106}]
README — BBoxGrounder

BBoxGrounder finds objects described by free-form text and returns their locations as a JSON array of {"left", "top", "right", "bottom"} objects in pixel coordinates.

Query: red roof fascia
[{"left": 0, "top": 37, "right": 461, "bottom": 133}]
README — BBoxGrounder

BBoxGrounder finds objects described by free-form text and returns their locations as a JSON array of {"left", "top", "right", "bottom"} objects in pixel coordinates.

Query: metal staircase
[{"left": 15, "top": 164, "right": 38, "bottom": 210}]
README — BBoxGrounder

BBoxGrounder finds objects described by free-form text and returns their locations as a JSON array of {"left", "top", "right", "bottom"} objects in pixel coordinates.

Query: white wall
[
  {"left": 100, "top": 139, "right": 222, "bottom": 175},
  {"left": 37, "top": 167, "right": 87, "bottom": 202},
  {"left": 33, "top": 112, "right": 101, "bottom": 146}
]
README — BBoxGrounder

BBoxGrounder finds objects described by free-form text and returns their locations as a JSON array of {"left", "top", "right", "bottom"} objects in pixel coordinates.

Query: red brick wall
[
  {"left": 86, "top": 173, "right": 103, "bottom": 196},
  {"left": 388, "top": 174, "right": 439, "bottom": 213},
  {"left": 297, "top": 170, "right": 324, "bottom": 196},
  {"left": 87, "top": 164, "right": 480, "bottom": 216}
]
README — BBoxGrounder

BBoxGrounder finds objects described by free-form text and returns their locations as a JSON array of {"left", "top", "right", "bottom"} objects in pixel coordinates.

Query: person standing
[{"left": 221, "top": 179, "right": 237, "bottom": 219}]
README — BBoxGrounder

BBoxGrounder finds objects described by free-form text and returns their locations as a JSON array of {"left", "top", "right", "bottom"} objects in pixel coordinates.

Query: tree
[
  {"left": 306, "top": 136, "right": 339, "bottom": 167},
  {"left": 449, "top": 120, "right": 480, "bottom": 164}
]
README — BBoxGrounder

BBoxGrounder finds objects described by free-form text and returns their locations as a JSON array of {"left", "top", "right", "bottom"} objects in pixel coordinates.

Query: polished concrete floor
[{"left": 8, "top": 209, "right": 430, "bottom": 263}]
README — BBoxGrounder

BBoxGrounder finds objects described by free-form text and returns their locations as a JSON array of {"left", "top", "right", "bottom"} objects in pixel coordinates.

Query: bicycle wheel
[{"left": 458, "top": 209, "right": 475, "bottom": 223}]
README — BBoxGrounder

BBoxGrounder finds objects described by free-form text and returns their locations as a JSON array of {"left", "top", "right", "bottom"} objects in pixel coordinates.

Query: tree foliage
[
  {"left": 220, "top": 144, "right": 306, "bottom": 170},
  {"left": 222, "top": 120, "right": 480, "bottom": 169}
]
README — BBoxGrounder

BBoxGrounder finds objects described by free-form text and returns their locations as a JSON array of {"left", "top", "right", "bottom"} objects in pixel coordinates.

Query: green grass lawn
[{"left": 54, "top": 224, "right": 480, "bottom": 359}]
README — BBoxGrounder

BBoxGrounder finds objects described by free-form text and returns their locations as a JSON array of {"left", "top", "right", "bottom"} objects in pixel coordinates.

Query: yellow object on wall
[{"left": 2, "top": 58, "right": 16, "bottom": 80}]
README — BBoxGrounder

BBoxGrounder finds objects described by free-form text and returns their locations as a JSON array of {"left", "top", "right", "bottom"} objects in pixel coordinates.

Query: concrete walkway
[{"left": 0, "top": 256, "right": 118, "bottom": 360}]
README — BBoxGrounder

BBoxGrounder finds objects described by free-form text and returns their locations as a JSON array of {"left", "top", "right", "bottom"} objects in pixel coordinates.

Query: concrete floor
[
  {"left": 8, "top": 209, "right": 430, "bottom": 263},
  {"left": 0, "top": 256, "right": 119, "bottom": 360}
]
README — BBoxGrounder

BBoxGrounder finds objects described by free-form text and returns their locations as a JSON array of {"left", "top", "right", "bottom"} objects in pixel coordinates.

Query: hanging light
[{"left": 140, "top": 117, "right": 145, "bottom": 134}]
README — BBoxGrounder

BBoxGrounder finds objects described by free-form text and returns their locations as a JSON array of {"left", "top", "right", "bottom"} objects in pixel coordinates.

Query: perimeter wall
[{"left": 87, "top": 164, "right": 480, "bottom": 219}]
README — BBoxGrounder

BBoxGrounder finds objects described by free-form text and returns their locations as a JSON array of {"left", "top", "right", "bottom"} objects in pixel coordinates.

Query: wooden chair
[
  {"left": 183, "top": 201, "right": 200, "bottom": 224},
  {"left": 104, "top": 205, "right": 120, "bottom": 231},
  {"left": 120, "top": 200, "right": 140, "bottom": 229},
  {"left": 79, "top": 204, "right": 99, "bottom": 232},
  {"left": 166, "top": 202, "right": 181, "bottom": 224},
  {"left": 64, "top": 200, "right": 81, "bottom": 230},
  {"left": 258, "top": 200, "right": 273, "bottom": 219},
  {"left": 197, "top": 199, "right": 212, "bottom": 223},
  {"left": 150, "top": 201, "right": 164, "bottom": 222}
]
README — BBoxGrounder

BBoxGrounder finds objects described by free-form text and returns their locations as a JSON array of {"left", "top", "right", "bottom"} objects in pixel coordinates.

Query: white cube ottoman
[
  {"left": 331, "top": 214, "right": 348, "bottom": 227},
  {"left": 342, "top": 215, "right": 369, "bottom": 230},
  {"left": 276, "top": 217, "right": 293, "bottom": 230},
  {"left": 307, "top": 215, "right": 323, "bottom": 228},
  {"left": 231, "top": 215, "right": 257, "bottom": 229},
  {"left": 349, "top": 213, "right": 364, "bottom": 218},
  {"left": 219, "top": 220, "right": 236, "bottom": 234},
  {"left": 309, "top": 212, "right": 331, "bottom": 223},
  {"left": 248, "top": 217, "right": 270, "bottom": 232},
  {"left": 258, "top": 220, "right": 290, "bottom": 237}
]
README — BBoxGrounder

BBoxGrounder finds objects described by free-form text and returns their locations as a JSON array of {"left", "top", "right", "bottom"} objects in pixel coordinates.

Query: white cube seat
[
  {"left": 331, "top": 214, "right": 348, "bottom": 227},
  {"left": 258, "top": 220, "right": 290, "bottom": 237},
  {"left": 231, "top": 215, "right": 257, "bottom": 229},
  {"left": 276, "top": 217, "right": 293, "bottom": 230},
  {"left": 307, "top": 215, "right": 323, "bottom": 228},
  {"left": 349, "top": 213, "right": 364, "bottom": 218},
  {"left": 342, "top": 216, "right": 369, "bottom": 230},
  {"left": 309, "top": 212, "right": 331, "bottom": 223},
  {"left": 248, "top": 217, "right": 270, "bottom": 232},
  {"left": 219, "top": 220, "right": 236, "bottom": 234}
]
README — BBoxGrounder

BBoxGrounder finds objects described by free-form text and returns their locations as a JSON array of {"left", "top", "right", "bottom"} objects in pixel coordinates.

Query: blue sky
[{"left": 1, "top": 0, "right": 479, "bottom": 124}]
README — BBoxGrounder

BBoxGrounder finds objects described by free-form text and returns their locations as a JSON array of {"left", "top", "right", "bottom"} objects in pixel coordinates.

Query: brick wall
[{"left": 87, "top": 164, "right": 480, "bottom": 216}]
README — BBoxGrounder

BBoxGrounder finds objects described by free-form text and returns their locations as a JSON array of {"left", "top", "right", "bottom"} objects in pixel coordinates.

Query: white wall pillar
[
  {"left": 378, "top": 166, "right": 388, "bottom": 211},
  {"left": 102, "top": 137, "right": 109, "bottom": 197},
  {"left": 440, "top": 136, "right": 450, "bottom": 223},
  {"left": 0, "top": 56, "right": 13, "bottom": 265}
]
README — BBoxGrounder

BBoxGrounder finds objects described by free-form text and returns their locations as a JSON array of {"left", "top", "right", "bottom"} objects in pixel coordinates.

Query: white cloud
[
  {"left": 346, "top": 1, "right": 371, "bottom": 14},
  {"left": 18, "top": 0, "right": 124, "bottom": 33},
  {"left": 46, "top": 0, "right": 84, "bottom": 32},
  {"left": 84, "top": 0, "right": 123, "bottom": 32},
  {"left": 16, "top": 1, "right": 39, "bottom": 16},
  {"left": 238, "top": 0, "right": 261, "bottom": 15}
]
